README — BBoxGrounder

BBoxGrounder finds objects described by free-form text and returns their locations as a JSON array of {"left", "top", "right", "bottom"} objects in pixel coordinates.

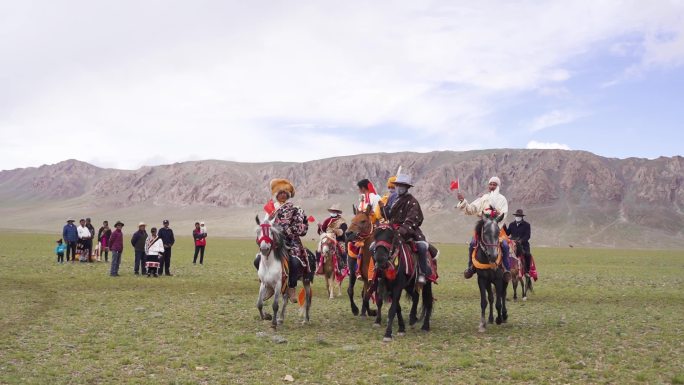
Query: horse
[
  {"left": 344, "top": 205, "right": 377, "bottom": 318},
  {"left": 318, "top": 233, "right": 343, "bottom": 299},
  {"left": 472, "top": 216, "right": 508, "bottom": 333},
  {"left": 372, "top": 223, "right": 433, "bottom": 342},
  {"left": 254, "top": 215, "right": 313, "bottom": 327},
  {"left": 254, "top": 215, "right": 289, "bottom": 329},
  {"left": 508, "top": 238, "right": 528, "bottom": 301}
]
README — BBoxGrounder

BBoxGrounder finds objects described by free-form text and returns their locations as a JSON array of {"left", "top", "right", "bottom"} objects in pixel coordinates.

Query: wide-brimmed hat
[
  {"left": 114, "top": 221, "right": 124, "bottom": 227},
  {"left": 513, "top": 209, "right": 526, "bottom": 217},
  {"left": 138, "top": 222, "right": 146, "bottom": 227},
  {"left": 270, "top": 178, "right": 295, "bottom": 198},
  {"left": 394, "top": 174, "right": 413, "bottom": 187},
  {"left": 327, "top": 204, "right": 343, "bottom": 213},
  {"left": 66, "top": 218, "right": 75, "bottom": 222}
]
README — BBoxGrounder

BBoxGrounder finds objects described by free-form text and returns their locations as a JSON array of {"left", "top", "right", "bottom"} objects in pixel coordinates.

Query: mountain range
[{"left": 0, "top": 149, "right": 682, "bottom": 248}]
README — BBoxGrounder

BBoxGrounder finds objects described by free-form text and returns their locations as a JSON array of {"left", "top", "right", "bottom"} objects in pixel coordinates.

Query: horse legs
[
  {"left": 409, "top": 287, "right": 419, "bottom": 326},
  {"left": 396, "top": 302, "right": 406, "bottom": 336},
  {"left": 495, "top": 279, "right": 504, "bottom": 325},
  {"left": 271, "top": 283, "right": 280, "bottom": 329},
  {"left": 477, "top": 276, "right": 488, "bottom": 333},
  {"left": 374, "top": 280, "right": 383, "bottom": 327},
  {"left": 501, "top": 280, "right": 508, "bottom": 323},
  {"left": 383, "top": 286, "right": 402, "bottom": 341},
  {"left": 347, "top": 272, "right": 359, "bottom": 316},
  {"left": 303, "top": 280, "right": 312, "bottom": 324},
  {"left": 257, "top": 283, "right": 267, "bottom": 321},
  {"left": 362, "top": 280, "right": 377, "bottom": 317},
  {"left": 279, "top": 286, "right": 289, "bottom": 325},
  {"left": 487, "top": 282, "right": 494, "bottom": 324},
  {"left": 421, "top": 282, "right": 433, "bottom": 332},
  {"left": 512, "top": 278, "right": 518, "bottom": 301},
  {"left": 326, "top": 274, "right": 334, "bottom": 300}
]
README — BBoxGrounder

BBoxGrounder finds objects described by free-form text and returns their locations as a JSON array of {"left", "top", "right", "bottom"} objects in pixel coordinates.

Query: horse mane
[
  {"left": 270, "top": 224, "right": 289, "bottom": 261},
  {"left": 474, "top": 219, "right": 485, "bottom": 240}
]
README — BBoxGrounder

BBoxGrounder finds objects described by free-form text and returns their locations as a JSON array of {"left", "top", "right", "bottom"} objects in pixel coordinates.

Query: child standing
[
  {"left": 145, "top": 227, "right": 165, "bottom": 277},
  {"left": 55, "top": 239, "right": 66, "bottom": 263}
]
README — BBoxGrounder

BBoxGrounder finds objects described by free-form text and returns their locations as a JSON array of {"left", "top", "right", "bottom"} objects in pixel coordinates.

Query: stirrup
[{"left": 417, "top": 274, "right": 426, "bottom": 284}]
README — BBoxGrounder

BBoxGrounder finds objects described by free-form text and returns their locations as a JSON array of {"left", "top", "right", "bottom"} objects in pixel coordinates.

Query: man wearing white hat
[
  {"left": 130, "top": 222, "right": 148, "bottom": 275},
  {"left": 317, "top": 204, "right": 348, "bottom": 271},
  {"left": 456, "top": 176, "right": 510, "bottom": 278},
  {"left": 387, "top": 174, "right": 432, "bottom": 284}
]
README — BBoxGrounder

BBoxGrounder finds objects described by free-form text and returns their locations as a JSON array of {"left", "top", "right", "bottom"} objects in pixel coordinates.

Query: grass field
[{"left": 0, "top": 232, "right": 682, "bottom": 384}]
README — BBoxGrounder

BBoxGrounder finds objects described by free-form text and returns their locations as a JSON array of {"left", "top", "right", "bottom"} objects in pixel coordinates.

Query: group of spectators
[{"left": 57, "top": 218, "right": 208, "bottom": 277}]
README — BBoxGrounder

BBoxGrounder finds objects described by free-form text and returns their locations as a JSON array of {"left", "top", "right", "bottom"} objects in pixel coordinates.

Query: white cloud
[
  {"left": 529, "top": 110, "right": 585, "bottom": 132},
  {"left": 0, "top": 1, "right": 683, "bottom": 169},
  {"left": 526, "top": 141, "right": 571, "bottom": 150}
]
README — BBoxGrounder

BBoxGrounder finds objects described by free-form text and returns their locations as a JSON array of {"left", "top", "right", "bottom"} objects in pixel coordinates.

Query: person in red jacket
[
  {"left": 192, "top": 222, "right": 207, "bottom": 265},
  {"left": 108, "top": 221, "right": 124, "bottom": 277}
]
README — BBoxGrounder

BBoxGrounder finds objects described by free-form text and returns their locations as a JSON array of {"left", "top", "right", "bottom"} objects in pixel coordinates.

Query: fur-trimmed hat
[
  {"left": 270, "top": 178, "right": 295, "bottom": 198},
  {"left": 387, "top": 176, "right": 397, "bottom": 189}
]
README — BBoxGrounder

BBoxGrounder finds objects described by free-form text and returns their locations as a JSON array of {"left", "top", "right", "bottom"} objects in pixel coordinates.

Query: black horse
[
  {"left": 473, "top": 216, "right": 508, "bottom": 332},
  {"left": 372, "top": 224, "right": 433, "bottom": 342}
]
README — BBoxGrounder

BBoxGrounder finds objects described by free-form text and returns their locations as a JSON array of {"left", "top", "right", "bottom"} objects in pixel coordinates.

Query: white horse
[{"left": 255, "top": 215, "right": 290, "bottom": 329}]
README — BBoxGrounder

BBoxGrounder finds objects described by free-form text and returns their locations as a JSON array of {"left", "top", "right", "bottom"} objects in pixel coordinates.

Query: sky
[{"left": 1, "top": 0, "right": 684, "bottom": 170}]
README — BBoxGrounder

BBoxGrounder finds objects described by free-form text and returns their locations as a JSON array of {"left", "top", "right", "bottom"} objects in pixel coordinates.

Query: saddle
[{"left": 380, "top": 241, "right": 439, "bottom": 284}]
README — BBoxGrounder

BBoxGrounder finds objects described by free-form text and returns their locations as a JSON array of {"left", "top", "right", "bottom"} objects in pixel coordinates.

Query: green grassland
[{"left": 0, "top": 232, "right": 682, "bottom": 384}]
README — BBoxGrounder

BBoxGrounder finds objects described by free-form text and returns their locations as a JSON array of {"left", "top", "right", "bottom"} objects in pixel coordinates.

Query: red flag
[
  {"left": 307, "top": 215, "right": 316, "bottom": 223},
  {"left": 450, "top": 179, "right": 460, "bottom": 191},
  {"left": 263, "top": 199, "right": 275, "bottom": 215}
]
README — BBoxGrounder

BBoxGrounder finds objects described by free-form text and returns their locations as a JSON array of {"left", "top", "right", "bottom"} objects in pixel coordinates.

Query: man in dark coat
[
  {"left": 386, "top": 174, "right": 431, "bottom": 284},
  {"left": 130, "top": 222, "right": 148, "bottom": 275},
  {"left": 505, "top": 209, "right": 532, "bottom": 274},
  {"left": 157, "top": 219, "right": 175, "bottom": 276}
]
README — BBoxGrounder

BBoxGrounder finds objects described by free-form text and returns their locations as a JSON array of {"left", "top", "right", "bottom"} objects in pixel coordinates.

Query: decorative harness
[
  {"left": 471, "top": 223, "right": 502, "bottom": 270},
  {"left": 256, "top": 223, "right": 274, "bottom": 257}
]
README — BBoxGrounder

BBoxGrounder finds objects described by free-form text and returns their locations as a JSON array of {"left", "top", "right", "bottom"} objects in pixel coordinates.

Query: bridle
[
  {"left": 256, "top": 223, "right": 274, "bottom": 257},
  {"left": 373, "top": 223, "right": 396, "bottom": 254},
  {"left": 477, "top": 221, "right": 500, "bottom": 263}
]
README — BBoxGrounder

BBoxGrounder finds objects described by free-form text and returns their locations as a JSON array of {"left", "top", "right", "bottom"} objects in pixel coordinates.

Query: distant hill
[{"left": 0, "top": 149, "right": 682, "bottom": 248}]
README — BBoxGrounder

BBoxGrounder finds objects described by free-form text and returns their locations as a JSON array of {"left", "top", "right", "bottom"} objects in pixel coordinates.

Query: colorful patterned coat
[
  {"left": 388, "top": 193, "right": 426, "bottom": 242},
  {"left": 270, "top": 202, "right": 310, "bottom": 268}
]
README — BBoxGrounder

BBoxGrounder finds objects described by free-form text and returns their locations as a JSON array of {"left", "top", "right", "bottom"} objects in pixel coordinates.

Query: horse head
[
  {"left": 255, "top": 215, "right": 284, "bottom": 259},
  {"left": 476, "top": 216, "right": 501, "bottom": 265},
  {"left": 372, "top": 224, "right": 395, "bottom": 269},
  {"left": 346, "top": 205, "right": 374, "bottom": 243}
]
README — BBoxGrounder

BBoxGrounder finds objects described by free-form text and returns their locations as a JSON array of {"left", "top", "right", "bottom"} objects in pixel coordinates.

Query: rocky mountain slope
[{"left": 0, "top": 149, "right": 682, "bottom": 248}]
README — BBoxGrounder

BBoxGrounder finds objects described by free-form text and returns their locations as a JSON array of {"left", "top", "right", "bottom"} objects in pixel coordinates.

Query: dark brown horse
[
  {"left": 344, "top": 205, "right": 377, "bottom": 318},
  {"left": 508, "top": 238, "right": 528, "bottom": 301},
  {"left": 473, "top": 217, "right": 507, "bottom": 332}
]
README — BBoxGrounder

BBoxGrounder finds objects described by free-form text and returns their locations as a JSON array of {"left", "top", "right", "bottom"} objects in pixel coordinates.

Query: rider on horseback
[
  {"left": 357, "top": 178, "right": 382, "bottom": 224},
  {"left": 505, "top": 209, "right": 532, "bottom": 276},
  {"left": 456, "top": 176, "right": 511, "bottom": 279},
  {"left": 378, "top": 176, "right": 398, "bottom": 223},
  {"left": 254, "top": 178, "right": 312, "bottom": 301},
  {"left": 385, "top": 174, "right": 432, "bottom": 285},
  {"left": 317, "top": 204, "right": 348, "bottom": 271}
]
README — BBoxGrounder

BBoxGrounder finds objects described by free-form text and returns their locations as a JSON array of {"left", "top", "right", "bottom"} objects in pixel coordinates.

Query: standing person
[
  {"left": 456, "top": 176, "right": 510, "bottom": 278},
  {"left": 62, "top": 218, "right": 78, "bottom": 262},
  {"left": 85, "top": 218, "right": 96, "bottom": 261},
  {"left": 98, "top": 221, "right": 112, "bottom": 262},
  {"left": 55, "top": 239, "right": 66, "bottom": 264},
  {"left": 145, "top": 227, "right": 165, "bottom": 277},
  {"left": 192, "top": 222, "right": 207, "bottom": 265},
  {"left": 505, "top": 209, "right": 532, "bottom": 276},
  {"left": 130, "top": 222, "right": 148, "bottom": 275},
  {"left": 158, "top": 219, "right": 175, "bottom": 276},
  {"left": 77, "top": 219, "right": 93, "bottom": 263},
  {"left": 109, "top": 221, "right": 124, "bottom": 277}
]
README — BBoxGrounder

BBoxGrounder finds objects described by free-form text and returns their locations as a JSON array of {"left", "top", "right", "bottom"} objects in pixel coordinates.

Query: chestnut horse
[{"left": 344, "top": 205, "right": 377, "bottom": 318}]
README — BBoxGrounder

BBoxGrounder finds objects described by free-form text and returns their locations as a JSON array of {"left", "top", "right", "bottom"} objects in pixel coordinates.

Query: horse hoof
[
  {"left": 360, "top": 314, "right": 367, "bottom": 319},
  {"left": 372, "top": 323, "right": 381, "bottom": 328},
  {"left": 382, "top": 337, "right": 393, "bottom": 343},
  {"left": 351, "top": 306, "right": 359, "bottom": 316},
  {"left": 277, "top": 319, "right": 283, "bottom": 325},
  {"left": 421, "top": 326, "right": 430, "bottom": 333},
  {"left": 496, "top": 317, "right": 502, "bottom": 325},
  {"left": 488, "top": 319, "right": 494, "bottom": 324},
  {"left": 368, "top": 310, "right": 378, "bottom": 317},
  {"left": 513, "top": 297, "right": 518, "bottom": 302},
  {"left": 478, "top": 326, "right": 486, "bottom": 333},
  {"left": 397, "top": 332, "right": 406, "bottom": 337},
  {"left": 523, "top": 297, "right": 527, "bottom": 301},
  {"left": 270, "top": 324, "right": 277, "bottom": 330},
  {"left": 264, "top": 314, "right": 273, "bottom": 321}
]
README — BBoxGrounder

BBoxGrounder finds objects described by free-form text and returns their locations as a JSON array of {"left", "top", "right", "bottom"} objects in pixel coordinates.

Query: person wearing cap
[
  {"left": 130, "top": 222, "right": 148, "bottom": 275},
  {"left": 158, "top": 219, "right": 175, "bottom": 275},
  {"left": 193, "top": 222, "right": 207, "bottom": 265},
  {"left": 378, "top": 176, "right": 398, "bottom": 221},
  {"left": 77, "top": 219, "right": 93, "bottom": 262},
  {"left": 62, "top": 218, "right": 78, "bottom": 262},
  {"left": 109, "top": 221, "right": 125, "bottom": 276},
  {"left": 505, "top": 209, "right": 532, "bottom": 275},
  {"left": 456, "top": 176, "right": 511, "bottom": 278},
  {"left": 255, "top": 178, "right": 312, "bottom": 301},
  {"left": 55, "top": 239, "right": 67, "bottom": 264},
  {"left": 317, "top": 204, "right": 348, "bottom": 271},
  {"left": 357, "top": 179, "right": 382, "bottom": 224},
  {"left": 386, "top": 174, "right": 433, "bottom": 284}
]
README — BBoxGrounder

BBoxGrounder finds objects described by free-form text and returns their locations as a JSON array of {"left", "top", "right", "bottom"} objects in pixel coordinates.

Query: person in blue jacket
[
  {"left": 62, "top": 218, "right": 78, "bottom": 262},
  {"left": 55, "top": 239, "right": 67, "bottom": 263}
]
